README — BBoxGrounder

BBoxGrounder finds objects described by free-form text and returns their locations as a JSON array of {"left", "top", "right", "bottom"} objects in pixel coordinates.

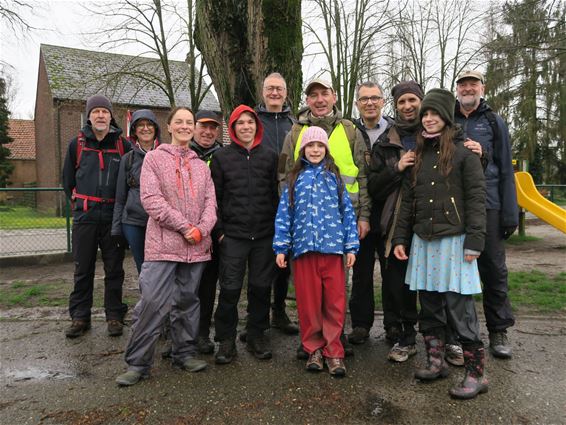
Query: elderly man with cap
[
  {"left": 62, "top": 94, "right": 132, "bottom": 338},
  {"left": 279, "top": 77, "right": 370, "bottom": 357},
  {"left": 191, "top": 110, "right": 224, "bottom": 354},
  {"left": 367, "top": 81, "right": 423, "bottom": 363},
  {"left": 455, "top": 70, "right": 518, "bottom": 359}
]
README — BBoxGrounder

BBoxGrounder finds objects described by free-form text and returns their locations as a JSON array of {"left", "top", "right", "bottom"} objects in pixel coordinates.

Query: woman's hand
[
  {"left": 184, "top": 226, "right": 201, "bottom": 245},
  {"left": 276, "top": 254, "right": 287, "bottom": 268},
  {"left": 393, "top": 245, "right": 408, "bottom": 261},
  {"left": 464, "top": 254, "right": 479, "bottom": 263},
  {"left": 346, "top": 253, "right": 356, "bottom": 268},
  {"left": 397, "top": 150, "right": 415, "bottom": 172}
]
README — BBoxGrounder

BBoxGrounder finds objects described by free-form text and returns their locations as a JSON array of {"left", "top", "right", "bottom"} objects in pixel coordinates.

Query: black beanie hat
[
  {"left": 391, "top": 81, "right": 424, "bottom": 105},
  {"left": 85, "top": 95, "right": 113, "bottom": 118},
  {"left": 420, "top": 88, "right": 455, "bottom": 127}
]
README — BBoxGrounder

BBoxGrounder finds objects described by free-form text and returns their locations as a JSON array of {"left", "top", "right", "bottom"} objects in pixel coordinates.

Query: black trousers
[
  {"left": 198, "top": 238, "right": 220, "bottom": 338},
  {"left": 478, "top": 209, "right": 515, "bottom": 332},
  {"left": 349, "top": 232, "right": 377, "bottom": 330},
  {"left": 69, "top": 222, "right": 126, "bottom": 321},
  {"left": 419, "top": 291, "right": 482, "bottom": 349},
  {"left": 214, "top": 236, "right": 274, "bottom": 341},
  {"left": 273, "top": 265, "right": 291, "bottom": 310}
]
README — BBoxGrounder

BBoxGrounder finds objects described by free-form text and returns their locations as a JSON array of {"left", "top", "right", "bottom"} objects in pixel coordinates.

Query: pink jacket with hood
[{"left": 140, "top": 143, "right": 217, "bottom": 263}]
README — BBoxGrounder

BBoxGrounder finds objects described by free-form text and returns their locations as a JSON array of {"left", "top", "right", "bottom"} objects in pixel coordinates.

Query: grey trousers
[{"left": 125, "top": 261, "right": 205, "bottom": 373}]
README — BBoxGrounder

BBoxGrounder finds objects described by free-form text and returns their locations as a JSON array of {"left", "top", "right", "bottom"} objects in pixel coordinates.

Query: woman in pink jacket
[{"left": 116, "top": 107, "right": 217, "bottom": 386}]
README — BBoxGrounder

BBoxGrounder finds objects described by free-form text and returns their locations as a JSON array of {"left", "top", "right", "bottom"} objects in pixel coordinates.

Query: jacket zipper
[{"left": 450, "top": 197, "right": 462, "bottom": 224}]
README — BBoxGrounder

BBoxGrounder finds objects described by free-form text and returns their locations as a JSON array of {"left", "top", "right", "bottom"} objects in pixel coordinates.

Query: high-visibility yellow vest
[{"left": 294, "top": 124, "right": 359, "bottom": 197}]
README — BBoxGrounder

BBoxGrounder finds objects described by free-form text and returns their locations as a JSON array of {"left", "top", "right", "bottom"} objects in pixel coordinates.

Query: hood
[
  {"left": 156, "top": 142, "right": 198, "bottom": 160},
  {"left": 297, "top": 105, "right": 342, "bottom": 126},
  {"left": 255, "top": 103, "right": 292, "bottom": 117},
  {"left": 129, "top": 109, "right": 161, "bottom": 143},
  {"left": 228, "top": 105, "right": 264, "bottom": 149}
]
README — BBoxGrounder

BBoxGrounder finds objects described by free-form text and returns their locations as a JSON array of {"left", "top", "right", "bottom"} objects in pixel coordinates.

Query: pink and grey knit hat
[{"left": 299, "top": 126, "right": 329, "bottom": 151}]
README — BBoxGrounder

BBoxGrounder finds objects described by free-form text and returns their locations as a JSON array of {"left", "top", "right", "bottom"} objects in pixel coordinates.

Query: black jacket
[
  {"left": 255, "top": 104, "right": 294, "bottom": 155},
  {"left": 62, "top": 124, "right": 131, "bottom": 224},
  {"left": 210, "top": 142, "right": 279, "bottom": 240},
  {"left": 392, "top": 130, "right": 486, "bottom": 252},
  {"left": 190, "top": 140, "right": 223, "bottom": 164}
]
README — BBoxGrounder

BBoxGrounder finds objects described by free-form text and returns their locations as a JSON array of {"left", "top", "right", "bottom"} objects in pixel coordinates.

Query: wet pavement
[{"left": 1, "top": 316, "right": 565, "bottom": 424}]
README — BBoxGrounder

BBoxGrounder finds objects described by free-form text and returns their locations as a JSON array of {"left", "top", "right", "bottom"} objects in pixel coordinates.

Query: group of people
[{"left": 61, "top": 69, "right": 518, "bottom": 400}]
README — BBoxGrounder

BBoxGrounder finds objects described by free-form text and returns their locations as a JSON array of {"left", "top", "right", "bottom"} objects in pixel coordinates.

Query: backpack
[{"left": 75, "top": 131, "right": 126, "bottom": 169}]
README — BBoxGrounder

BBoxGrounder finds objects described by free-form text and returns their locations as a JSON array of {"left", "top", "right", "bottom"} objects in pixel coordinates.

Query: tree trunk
[{"left": 195, "top": 0, "right": 302, "bottom": 119}]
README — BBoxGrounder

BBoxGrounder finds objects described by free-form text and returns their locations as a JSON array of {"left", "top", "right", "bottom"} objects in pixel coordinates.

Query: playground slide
[{"left": 514, "top": 171, "right": 566, "bottom": 234}]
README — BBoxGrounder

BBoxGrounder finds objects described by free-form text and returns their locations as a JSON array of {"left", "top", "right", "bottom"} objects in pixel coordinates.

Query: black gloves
[
  {"left": 502, "top": 225, "right": 517, "bottom": 240},
  {"left": 112, "top": 234, "right": 129, "bottom": 250}
]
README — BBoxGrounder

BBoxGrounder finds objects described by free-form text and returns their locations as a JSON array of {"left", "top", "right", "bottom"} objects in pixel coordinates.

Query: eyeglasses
[
  {"left": 358, "top": 96, "right": 383, "bottom": 104},
  {"left": 264, "top": 86, "right": 286, "bottom": 93},
  {"left": 135, "top": 122, "right": 155, "bottom": 129}
]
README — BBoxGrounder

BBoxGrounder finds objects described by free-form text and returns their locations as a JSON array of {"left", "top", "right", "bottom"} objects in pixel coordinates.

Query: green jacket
[
  {"left": 392, "top": 131, "right": 486, "bottom": 252},
  {"left": 278, "top": 106, "right": 371, "bottom": 221}
]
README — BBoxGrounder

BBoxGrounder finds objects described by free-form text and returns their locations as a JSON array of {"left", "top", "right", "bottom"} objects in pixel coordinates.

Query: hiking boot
[
  {"left": 65, "top": 320, "right": 91, "bottom": 338},
  {"left": 385, "top": 326, "right": 401, "bottom": 345},
  {"left": 271, "top": 308, "right": 299, "bottom": 335},
  {"left": 174, "top": 357, "right": 208, "bottom": 372},
  {"left": 306, "top": 349, "right": 324, "bottom": 372},
  {"left": 247, "top": 334, "right": 272, "bottom": 360},
  {"left": 445, "top": 344, "right": 465, "bottom": 366},
  {"left": 296, "top": 343, "right": 309, "bottom": 360},
  {"left": 107, "top": 320, "right": 123, "bottom": 337},
  {"left": 215, "top": 339, "right": 237, "bottom": 365},
  {"left": 341, "top": 333, "right": 354, "bottom": 357},
  {"left": 348, "top": 327, "right": 370, "bottom": 345},
  {"left": 326, "top": 358, "right": 346, "bottom": 377},
  {"left": 489, "top": 332, "right": 512, "bottom": 359},
  {"left": 415, "top": 335, "right": 449, "bottom": 381},
  {"left": 116, "top": 370, "right": 148, "bottom": 386},
  {"left": 450, "top": 347, "right": 489, "bottom": 399},
  {"left": 238, "top": 329, "right": 247, "bottom": 343},
  {"left": 388, "top": 343, "right": 417, "bottom": 363},
  {"left": 197, "top": 336, "right": 215, "bottom": 355}
]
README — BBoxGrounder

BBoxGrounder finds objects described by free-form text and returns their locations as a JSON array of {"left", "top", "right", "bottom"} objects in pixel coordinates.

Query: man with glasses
[
  {"left": 348, "top": 82, "right": 394, "bottom": 345},
  {"left": 254, "top": 73, "right": 299, "bottom": 336}
]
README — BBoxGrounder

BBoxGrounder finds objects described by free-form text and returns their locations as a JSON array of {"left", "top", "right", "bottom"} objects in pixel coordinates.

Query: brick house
[
  {"left": 6, "top": 119, "right": 36, "bottom": 187},
  {"left": 34, "top": 44, "right": 220, "bottom": 210}
]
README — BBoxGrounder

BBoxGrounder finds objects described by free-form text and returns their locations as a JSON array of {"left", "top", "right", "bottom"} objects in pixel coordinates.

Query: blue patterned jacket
[{"left": 273, "top": 160, "right": 359, "bottom": 259}]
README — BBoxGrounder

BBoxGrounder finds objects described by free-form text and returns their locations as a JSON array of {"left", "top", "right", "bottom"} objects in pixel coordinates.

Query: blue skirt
[{"left": 405, "top": 234, "right": 482, "bottom": 295}]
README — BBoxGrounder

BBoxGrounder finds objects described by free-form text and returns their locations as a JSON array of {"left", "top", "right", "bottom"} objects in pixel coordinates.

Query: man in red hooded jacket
[{"left": 210, "top": 105, "right": 279, "bottom": 364}]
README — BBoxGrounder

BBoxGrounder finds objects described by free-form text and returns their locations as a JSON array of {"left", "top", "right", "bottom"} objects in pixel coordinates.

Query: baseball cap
[
  {"left": 456, "top": 70, "right": 484, "bottom": 84},
  {"left": 196, "top": 110, "right": 221, "bottom": 125},
  {"left": 305, "top": 78, "right": 334, "bottom": 95}
]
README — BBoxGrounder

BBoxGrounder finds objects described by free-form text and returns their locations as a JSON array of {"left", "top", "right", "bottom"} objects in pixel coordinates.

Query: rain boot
[
  {"left": 450, "top": 346, "right": 489, "bottom": 399},
  {"left": 414, "top": 335, "right": 449, "bottom": 381}
]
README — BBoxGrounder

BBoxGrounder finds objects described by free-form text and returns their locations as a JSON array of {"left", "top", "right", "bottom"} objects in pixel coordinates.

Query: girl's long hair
[
  {"left": 287, "top": 149, "right": 344, "bottom": 208},
  {"left": 412, "top": 125, "right": 456, "bottom": 186}
]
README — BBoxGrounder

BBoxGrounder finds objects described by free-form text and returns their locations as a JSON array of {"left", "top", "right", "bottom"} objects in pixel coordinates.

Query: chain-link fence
[{"left": 0, "top": 188, "right": 71, "bottom": 257}]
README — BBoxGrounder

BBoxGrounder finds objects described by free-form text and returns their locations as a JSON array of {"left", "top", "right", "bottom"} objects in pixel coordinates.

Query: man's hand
[
  {"left": 393, "top": 245, "right": 408, "bottom": 261},
  {"left": 357, "top": 220, "right": 370, "bottom": 240},
  {"left": 276, "top": 254, "right": 288, "bottom": 268},
  {"left": 464, "top": 138, "right": 482, "bottom": 157},
  {"left": 464, "top": 254, "right": 479, "bottom": 263},
  {"left": 346, "top": 253, "right": 356, "bottom": 268},
  {"left": 502, "top": 225, "right": 517, "bottom": 240},
  {"left": 112, "top": 234, "right": 129, "bottom": 250},
  {"left": 397, "top": 150, "right": 415, "bottom": 172}
]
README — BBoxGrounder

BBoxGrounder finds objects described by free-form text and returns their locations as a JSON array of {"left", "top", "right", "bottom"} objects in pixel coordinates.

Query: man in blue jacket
[{"left": 455, "top": 70, "right": 519, "bottom": 359}]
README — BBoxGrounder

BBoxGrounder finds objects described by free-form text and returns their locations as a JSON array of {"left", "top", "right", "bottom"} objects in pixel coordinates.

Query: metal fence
[{"left": 0, "top": 188, "right": 71, "bottom": 257}]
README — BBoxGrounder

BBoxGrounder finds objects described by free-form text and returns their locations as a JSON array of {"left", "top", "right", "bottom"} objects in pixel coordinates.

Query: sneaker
[
  {"left": 246, "top": 334, "right": 272, "bottom": 360},
  {"left": 215, "top": 339, "right": 237, "bottom": 365},
  {"left": 348, "top": 327, "right": 369, "bottom": 345},
  {"left": 271, "top": 308, "right": 299, "bottom": 335},
  {"left": 326, "top": 358, "right": 346, "bottom": 377},
  {"left": 306, "top": 349, "right": 324, "bottom": 371},
  {"left": 65, "top": 320, "right": 91, "bottom": 338},
  {"left": 107, "top": 320, "right": 123, "bottom": 337},
  {"left": 296, "top": 343, "right": 309, "bottom": 360},
  {"left": 116, "top": 370, "right": 148, "bottom": 386},
  {"left": 197, "top": 336, "right": 215, "bottom": 355},
  {"left": 489, "top": 332, "right": 512, "bottom": 359},
  {"left": 385, "top": 326, "right": 401, "bottom": 345},
  {"left": 174, "top": 357, "right": 208, "bottom": 372},
  {"left": 341, "top": 333, "right": 354, "bottom": 357},
  {"left": 388, "top": 343, "right": 417, "bottom": 362},
  {"left": 445, "top": 344, "right": 464, "bottom": 366}
]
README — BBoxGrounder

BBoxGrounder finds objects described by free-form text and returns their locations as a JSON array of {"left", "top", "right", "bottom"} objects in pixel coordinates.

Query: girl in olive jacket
[{"left": 392, "top": 89, "right": 487, "bottom": 400}]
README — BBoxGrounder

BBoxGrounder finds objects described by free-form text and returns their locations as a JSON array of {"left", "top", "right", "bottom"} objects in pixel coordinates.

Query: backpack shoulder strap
[
  {"left": 485, "top": 110, "right": 500, "bottom": 145},
  {"left": 75, "top": 131, "right": 86, "bottom": 169},
  {"left": 341, "top": 119, "right": 357, "bottom": 143}
]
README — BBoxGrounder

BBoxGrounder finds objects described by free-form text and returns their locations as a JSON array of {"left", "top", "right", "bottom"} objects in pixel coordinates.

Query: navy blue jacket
[{"left": 255, "top": 104, "right": 294, "bottom": 155}]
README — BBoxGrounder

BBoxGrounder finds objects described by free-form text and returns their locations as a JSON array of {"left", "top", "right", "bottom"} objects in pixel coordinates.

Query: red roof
[{"left": 7, "top": 119, "right": 36, "bottom": 160}]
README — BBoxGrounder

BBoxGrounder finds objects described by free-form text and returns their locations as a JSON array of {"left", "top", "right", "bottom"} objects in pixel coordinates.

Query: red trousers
[{"left": 293, "top": 252, "right": 346, "bottom": 358}]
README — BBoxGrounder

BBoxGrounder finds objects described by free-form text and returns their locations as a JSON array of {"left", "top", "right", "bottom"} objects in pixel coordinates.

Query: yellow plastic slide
[{"left": 514, "top": 171, "right": 566, "bottom": 233}]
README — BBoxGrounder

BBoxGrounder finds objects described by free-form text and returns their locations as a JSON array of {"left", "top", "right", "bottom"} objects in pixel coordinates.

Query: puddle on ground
[{"left": 4, "top": 367, "right": 76, "bottom": 382}]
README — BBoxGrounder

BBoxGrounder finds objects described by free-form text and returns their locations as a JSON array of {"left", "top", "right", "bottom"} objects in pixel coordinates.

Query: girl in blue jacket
[{"left": 273, "top": 126, "right": 359, "bottom": 377}]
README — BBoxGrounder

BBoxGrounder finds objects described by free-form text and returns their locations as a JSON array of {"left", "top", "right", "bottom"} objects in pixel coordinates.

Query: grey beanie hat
[{"left": 85, "top": 95, "right": 113, "bottom": 118}]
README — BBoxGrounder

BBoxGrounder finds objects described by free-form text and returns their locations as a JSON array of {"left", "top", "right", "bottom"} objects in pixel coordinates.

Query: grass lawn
[
  {"left": 505, "top": 234, "right": 541, "bottom": 245},
  {"left": 0, "top": 206, "right": 67, "bottom": 230}
]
